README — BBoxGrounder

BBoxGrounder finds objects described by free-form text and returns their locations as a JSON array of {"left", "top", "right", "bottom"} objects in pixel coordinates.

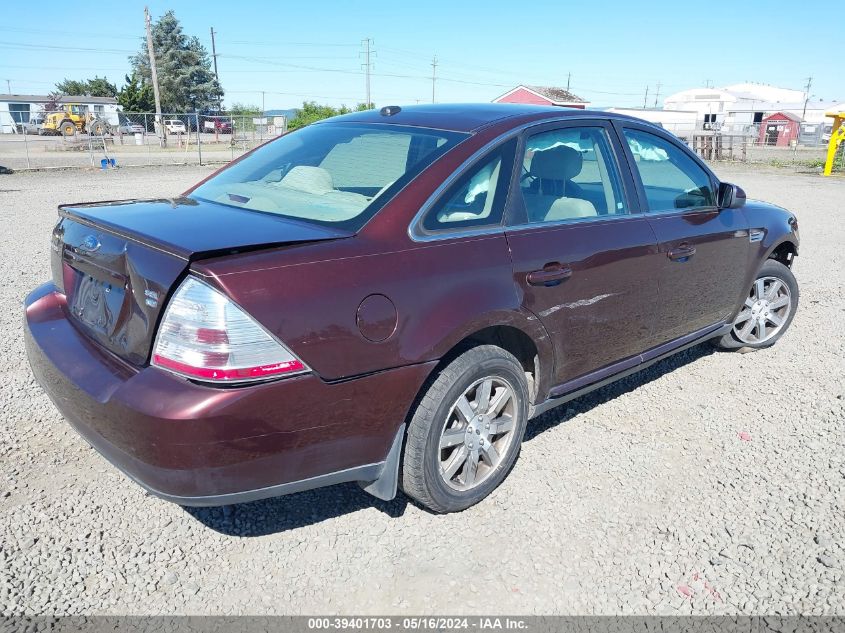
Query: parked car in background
[
  {"left": 822, "top": 124, "right": 833, "bottom": 144},
  {"left": 18, "top": 116, "right": 45, "bottom": 135},
  {"left": 118, "top": 122, "right": 145, "bottom": 135},
  {"left": 204, "top": 116, "right": 233, "bottom": 134},
  {"left": 164, "top": 119, "right": 187, "bottom": 134},
  {"left": 25, "top": 104, "right": 800, "bottom": 514}
]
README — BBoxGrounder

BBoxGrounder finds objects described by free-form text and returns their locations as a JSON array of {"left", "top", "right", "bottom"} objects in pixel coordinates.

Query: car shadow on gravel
[
  {"left": 184, "top": 482, "right": 408, "bottom": 536},
  {"left": 186, "top": 343, "right": 716, "bottom": 535},
  {"left": 524, "top": 343, "right": 716, "bottom": 442}
]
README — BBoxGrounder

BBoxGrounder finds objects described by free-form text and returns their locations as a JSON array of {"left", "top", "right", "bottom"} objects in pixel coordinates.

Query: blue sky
[{"left": 1, "top": 0, "right": 837, "bottom": 110}]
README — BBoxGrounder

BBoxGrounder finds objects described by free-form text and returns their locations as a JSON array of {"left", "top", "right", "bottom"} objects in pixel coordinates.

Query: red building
[
  {"left": 494, "top": 85, "right": 589, "bottom": 109},
  {"left": 759, "top": 112, "right": 801, "bottom": 147}
]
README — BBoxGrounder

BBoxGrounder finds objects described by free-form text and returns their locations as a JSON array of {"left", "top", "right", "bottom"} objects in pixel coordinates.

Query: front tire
[
  {"left": 401, "top": 345, "right": 529, "bottom": 513},
  {"left": 90, "top": 121, "right": 108, "bottom": 136},
  {"left": 715, "top": 258, "right": 798, "bottom": 350}
]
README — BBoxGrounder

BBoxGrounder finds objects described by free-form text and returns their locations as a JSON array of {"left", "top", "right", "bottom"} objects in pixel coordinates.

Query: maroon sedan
[{"left": 25, "top": 104, "right": 799, "bottom": 513}]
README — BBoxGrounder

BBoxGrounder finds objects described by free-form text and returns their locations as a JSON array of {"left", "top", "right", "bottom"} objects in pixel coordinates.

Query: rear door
[
  {"left": 616, "top": 124, "right": 750, "bottom": 344},
  {"left": 505, "top": 121, "right": 661, "bottom": 387}
]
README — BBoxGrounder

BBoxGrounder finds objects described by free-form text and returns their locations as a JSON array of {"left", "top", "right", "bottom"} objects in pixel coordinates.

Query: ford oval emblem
[{"left": 80, "top": 235, "right": 101, "bottom": 252}]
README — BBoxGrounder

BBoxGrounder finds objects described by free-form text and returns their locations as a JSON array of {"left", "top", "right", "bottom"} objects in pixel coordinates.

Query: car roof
[{"left": 326, "top": 103, "right": 641, "bottom": 134}]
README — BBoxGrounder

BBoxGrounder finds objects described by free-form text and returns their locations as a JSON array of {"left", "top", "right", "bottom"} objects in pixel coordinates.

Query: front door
[
  {"left": 505, "top": 122, "right": 660, "bottom": 387},
  {"left": 765, "top": 125, "right": 779, "bottom": 146},
  {"left": 617, "top": 125, "right": 750, "bottom": 345}
]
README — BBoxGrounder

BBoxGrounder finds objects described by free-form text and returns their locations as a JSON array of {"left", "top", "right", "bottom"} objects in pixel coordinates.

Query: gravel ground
[{"left": 1, "top": 163, "right": 843, "bottom": 616}]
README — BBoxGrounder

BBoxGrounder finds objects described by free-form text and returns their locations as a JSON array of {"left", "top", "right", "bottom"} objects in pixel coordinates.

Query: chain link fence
[
  {"left": 0, "top": 111, "right": 287, "bottom": 171},
  {"left": 678, "top": 122, "right": 839, "bottom": 171}
]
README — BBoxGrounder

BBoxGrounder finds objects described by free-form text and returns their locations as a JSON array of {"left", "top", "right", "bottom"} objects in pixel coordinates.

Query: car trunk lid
[{"left": 52, "top": 197, "right": 352, "bottom": 366}]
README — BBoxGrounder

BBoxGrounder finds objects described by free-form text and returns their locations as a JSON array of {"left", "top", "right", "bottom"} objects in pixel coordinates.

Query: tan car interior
[{"left": 523, "top": 145, "right": 598, "bottom": 221}]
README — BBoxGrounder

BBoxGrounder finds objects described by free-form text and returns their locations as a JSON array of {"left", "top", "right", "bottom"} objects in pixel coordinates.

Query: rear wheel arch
[{"left": 419, "top": 320, "right": 552, "bottom": 408}]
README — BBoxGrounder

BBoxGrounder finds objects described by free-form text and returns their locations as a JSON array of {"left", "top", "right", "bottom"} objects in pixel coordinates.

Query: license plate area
[{"left": 69, "top": 273, "right": 125, "bottom": 336}]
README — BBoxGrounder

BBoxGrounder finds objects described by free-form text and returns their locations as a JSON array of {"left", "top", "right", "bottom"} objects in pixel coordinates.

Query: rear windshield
[{"left": 190, "top": 122, "right": 467, "bottom": 231}]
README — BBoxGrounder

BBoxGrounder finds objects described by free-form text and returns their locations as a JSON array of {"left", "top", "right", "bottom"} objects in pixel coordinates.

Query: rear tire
[
  {"left": 60, "top": 121, "right": 76, "bottom": 137},
  {"left": 400, "top": 345, "right": 529, "bottom": 513},
  {"left": 714, "top": 258, "right": 798, "bottom": 350}
]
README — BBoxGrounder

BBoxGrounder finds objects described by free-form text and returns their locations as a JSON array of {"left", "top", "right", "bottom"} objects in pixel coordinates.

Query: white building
[
  {"left": 0, "top": 94, "right": 120, "bottom": 133},
  {"left": 663, "top": 83, "right": 845, "bottom": 133},
  {"left": 606, "top": 107, "right": 698, "bottom": 138}
]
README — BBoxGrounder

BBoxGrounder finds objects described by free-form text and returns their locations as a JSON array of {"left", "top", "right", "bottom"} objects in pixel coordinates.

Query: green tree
[
  {"left": 227, "top": 103, "right": 261, "bottom": 116},
  {"left": 226, "top": 103, "right": 262, "bottom": 132},
  {"left": 117, "top": 73, "right": 155, "bottom": 112},
  {"left": 55, "top": 76, "right": 117, "bottom": 97},
  {"left": 287, "top": 101, "right": 374, "bottom": 131},
  {"left": 130, "top": 10, "right": 222, "bottom": 112}
]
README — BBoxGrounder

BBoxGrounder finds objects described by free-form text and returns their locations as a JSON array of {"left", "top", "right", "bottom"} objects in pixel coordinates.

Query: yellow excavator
[{"left": 42, "top": 104, "right": 111, "bottom": 137}]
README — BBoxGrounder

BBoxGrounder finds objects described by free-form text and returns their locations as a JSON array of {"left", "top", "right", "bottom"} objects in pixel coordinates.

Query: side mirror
[{"left": 718, "top": 182, "right": 746, "bottom": 209}]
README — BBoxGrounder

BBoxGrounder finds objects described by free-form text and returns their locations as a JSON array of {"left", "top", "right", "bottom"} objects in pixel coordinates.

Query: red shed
[
  {"left": 759, "top": 112, "right": 801, "bottom": 146},
  {"left": 494, "top": 85, "right": 589, "bottom": 109}
]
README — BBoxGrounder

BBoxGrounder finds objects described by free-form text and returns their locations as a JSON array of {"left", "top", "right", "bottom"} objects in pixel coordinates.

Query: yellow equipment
[
  {"left": 42, "top": 104, "right": 111, "bottom": 137},
  {"left": 824, "top": 111, "right": 845, "bottom": 176}
]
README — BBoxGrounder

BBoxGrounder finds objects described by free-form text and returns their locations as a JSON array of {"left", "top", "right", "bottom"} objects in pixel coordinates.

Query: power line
[
  {"left": 0, "top": 40, "right": 135, "bottom": 54},
  {"left": 226, "top": 39, "right": 359, "bottom": 47},
  {"left": 0, "top": 65, "right": 131, "bottom": 72},
  {"left": 431, "top": 55, "right": 438, "bottom": 103},
  {"left": 0, "top": 26, "right": 141, "bottom": 40}
]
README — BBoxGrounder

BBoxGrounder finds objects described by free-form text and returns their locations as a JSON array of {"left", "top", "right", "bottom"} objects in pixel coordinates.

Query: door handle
[
  {"left": 667, "top": 243, "right": 697, "bottom": 262},
  {"left": 527, "top": 264, "right": 572, "bottom": 286}
]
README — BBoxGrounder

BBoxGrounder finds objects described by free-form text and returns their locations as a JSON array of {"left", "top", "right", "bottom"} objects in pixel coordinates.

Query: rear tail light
[{"left": 152, "top": 276, "right": 308, "bottom": 383}]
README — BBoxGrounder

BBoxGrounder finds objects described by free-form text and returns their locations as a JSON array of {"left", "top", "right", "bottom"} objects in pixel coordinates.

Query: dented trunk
[{"left": 52, "top": 197, "right": 352, "bottom": 365}]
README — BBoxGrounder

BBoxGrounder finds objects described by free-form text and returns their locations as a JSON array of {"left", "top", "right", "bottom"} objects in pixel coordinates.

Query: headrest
[
  {"left": 280, "top": 166, "right": 334, "bottom": 194},
  {"left": 530, "top": 145, "right": 583, "bottom": 181}
]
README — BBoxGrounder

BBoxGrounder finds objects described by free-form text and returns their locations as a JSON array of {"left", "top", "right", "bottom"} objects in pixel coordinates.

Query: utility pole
[
  {"left": 145, "top": 6, "right": 165, "bottom": 148},
  {"left": 210, "top": 27, "right": 221, "bottom": 112},
  {"left": 643, "top": 85, "right": 649, "bottom": 109},
  {"left": 431, "top": 55, "right": 438, "bottom": 103},
  {"left": 566, "top": 72, "right": 571, "bottom": 92},
  {"left": 5, "top": 79, "right": 9, "bottom": 94},
  {"left": 704, "top": 79, "right": 713, "bottom": 89},
  {"left": 801, "top": 76, "right": 813, "bottom": 121},
  {"left": 210, "top": 28, "right": 219, "bottom": 83},
  {"left": 361, "top": 38, "right": 374, "bottom": 108},
  {"left": 653, "top": 81, "right": 661, "bottom": 108}
]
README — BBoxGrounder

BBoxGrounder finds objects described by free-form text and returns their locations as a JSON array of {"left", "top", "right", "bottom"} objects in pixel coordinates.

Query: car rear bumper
[{"left": 25, "top": 283, "right": 433, "bottom": 506}]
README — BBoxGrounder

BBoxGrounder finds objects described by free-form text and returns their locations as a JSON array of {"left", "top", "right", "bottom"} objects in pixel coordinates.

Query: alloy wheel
[
  {"left": 438, "top": 376, "right": 517, "bottom": 491},
  {"left": 733, "top": 276, "right": 792, "bottom": 345}
]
